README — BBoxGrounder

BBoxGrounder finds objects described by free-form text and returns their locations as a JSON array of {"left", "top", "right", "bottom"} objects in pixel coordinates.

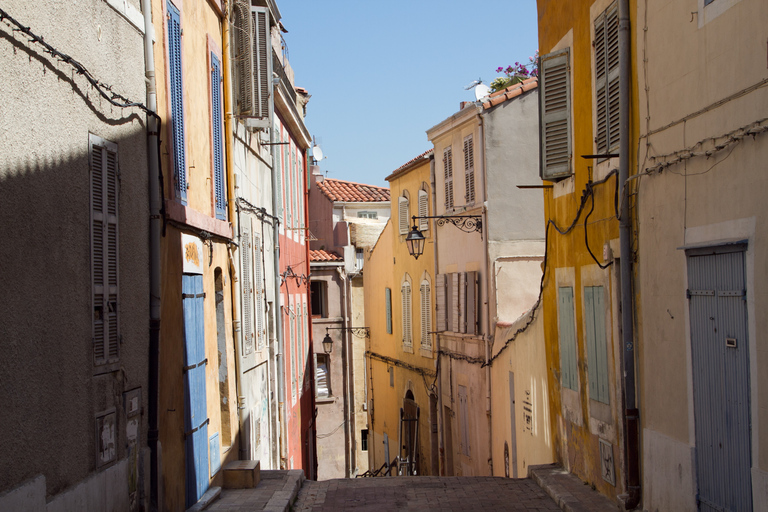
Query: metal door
[
  {"left": 687, "top": 245, "right": 751, "bottom": 511},
  {"left": 183, "top": 274, "right": 209, "bottom": 507}
]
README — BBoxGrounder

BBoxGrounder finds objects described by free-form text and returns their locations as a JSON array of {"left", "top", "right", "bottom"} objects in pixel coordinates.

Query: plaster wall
[
  {"left": 636, "top": 1, "right": 768, "bottom": 509},
  {"left": 0, "top": 0, "right": 149, "bottom": 508}
]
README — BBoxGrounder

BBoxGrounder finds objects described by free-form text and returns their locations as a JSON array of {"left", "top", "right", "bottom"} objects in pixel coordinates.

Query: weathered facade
[
  {"left": 0, "top": 0, "right": 150, "bottom": 509},
  {"left": 364, "top": 151, "right": 439, "bottom": 477}
]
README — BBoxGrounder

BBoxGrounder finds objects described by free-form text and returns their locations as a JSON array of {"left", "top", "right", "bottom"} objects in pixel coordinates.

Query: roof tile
[
  {"left": 309, "top": 249, "right": 343, "bottom": 262},
  {"left": 482, "top": 77, "right": 538, "bottom": 110},
  {"left": 316, "top": 178, "right": 390, "bottom": 203}
]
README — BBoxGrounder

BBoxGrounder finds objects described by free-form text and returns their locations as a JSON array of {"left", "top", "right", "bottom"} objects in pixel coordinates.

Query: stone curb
[{"left": 529, "top": 464, "right": 620, "bottom": 512}]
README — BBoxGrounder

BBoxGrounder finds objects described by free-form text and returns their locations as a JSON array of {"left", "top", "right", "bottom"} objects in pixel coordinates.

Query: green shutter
[
  {"left": 540, "top": 48, "right": 572, "bottom": 180},
  {"left": 585, "top": 286, "right": 610, "bottom": 403},
  {"left": 558, "top": 287, "right": 578, "bottom": 391}
]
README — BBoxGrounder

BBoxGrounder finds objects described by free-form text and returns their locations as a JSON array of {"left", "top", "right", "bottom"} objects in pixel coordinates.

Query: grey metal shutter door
[{"left": 688, "top": 247, "right": 752, "bottom": 512}]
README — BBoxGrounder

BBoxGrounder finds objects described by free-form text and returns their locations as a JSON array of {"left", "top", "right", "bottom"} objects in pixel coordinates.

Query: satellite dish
[
  {"left": 312, "top": 145, "right": 324, "bottom": 162},
  {"left": 474, "top": 83, "right": 491, "bottom": 101}
]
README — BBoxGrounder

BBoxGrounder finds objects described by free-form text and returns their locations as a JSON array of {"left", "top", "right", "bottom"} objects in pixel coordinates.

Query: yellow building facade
[
  {"left": 537, "top": 0, "right": 639, "bottom": 505},
  {"left": 364, "top": 150, "right": 439, "bottom": 476}
]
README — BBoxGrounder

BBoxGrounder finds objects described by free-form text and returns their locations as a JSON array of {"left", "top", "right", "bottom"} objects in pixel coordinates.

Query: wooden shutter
[
  {"left": 242, "top": 5, "right": 271, "bottom": 128},
  {"left": 398, "top": 196, "right": 409, "bottom": 235},
  {"left": 90, "top": 135, "right": 120, "bottom": 366},
  {"left": 303, "top": 300, "right": 309, "bottom": 363},
  {"left": 291, "top": 146, "right": 298, "bottom": 229},
  {"left": 584, "top": 286, "right": 609, "bottom": 403},
  {"left": 558, "top": 287, "right": 578, "bottom": 391},
  {"left": 465, "top": 271, "right": 478, "bottom": 335},
  {"left": 595, "top": 2, "right": 619, "bottom": 155},
  {"left": 443, "top": 147, "right": 454, "bottom": 209},
  {"left": 540, "top": 48, "right": 572, "bottom": 180},
  {"left": 436, "top": 274, "right": 447, "bottom": 332},
  {"left": 285, "top": 143, "right": 292, "bottom": 227},
  {"left": 451, "top": 273, "right": 459, "bottom": 333},
  {"left": 232, "top": 2, "right": 254, "bottom": 117},
  {"left": 254, "top": 234, "right": 264, "bottom": 350},
  {"left": 274, "top": 127, "right": 283, "bottom": 221},
  {"left": 402, "top": 281, "right": 412, "bottom": 346},
  {"left": 418, "top": 189, "right": 429, "bottom": 231},
  {"left": 241, "top": 226, "right": 254, "bottom": 355},
  {"left": 463, "top": 135, "right": 475, "bottom": 203},
  {"left": 458, "top": 272, "right": 467, "bottom": 333},
  {"left": 167, "top": 1, "right": 187, "bottom": 203},
  {"left": 385, "top": 287, "right": 392, "bottom": 334},
  {"left": 420, "top": 280, "right": 431, "bottom": 348},
  {"left": 211, "top": 52, "right": 226, "bottom": 220}
]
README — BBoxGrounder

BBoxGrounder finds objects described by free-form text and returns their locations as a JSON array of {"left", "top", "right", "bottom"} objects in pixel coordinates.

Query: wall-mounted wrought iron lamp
[
  {"left": 280, "top": 265, "right": 310, "bottom": 287},
  {"left": 405, "top": 215, "right": 483, "bottom": 260},
  {"left": 322, "top": 326, "right": 370, "bottom": 353},
  {"left": 321, "top": 332, "right": 334, "bottom": 354}
]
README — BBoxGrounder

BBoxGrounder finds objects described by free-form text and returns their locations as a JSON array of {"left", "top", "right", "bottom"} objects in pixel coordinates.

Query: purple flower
[{"left": 496, "top": 67, "right": 504, "bottom": 73}]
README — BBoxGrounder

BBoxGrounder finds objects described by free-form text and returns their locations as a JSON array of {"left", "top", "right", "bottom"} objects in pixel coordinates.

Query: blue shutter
[
  {"left": 211, "top": 52, "right": 226, "bottom": 220},
  {"left": 167, "top": 1, "right": 187, "bottom": 204},
  {"left": 558, "top": 287, "right": 578, "bottom": 391}
]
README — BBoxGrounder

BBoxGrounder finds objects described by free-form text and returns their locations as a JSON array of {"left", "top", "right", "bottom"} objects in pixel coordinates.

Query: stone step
[{"left": 222, "top": 460, "right": 261, "bottom": 489}]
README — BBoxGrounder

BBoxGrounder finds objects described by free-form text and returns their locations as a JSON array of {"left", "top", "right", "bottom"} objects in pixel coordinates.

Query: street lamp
[
  {"left": 322, "top": 332, "right": 334, "bottom": 354},
  {"left": 405, "top": 215, "right": 483, "bottom": 259},
  {"left": 322, "top": 326, "right": 370, "bottom": 354}
]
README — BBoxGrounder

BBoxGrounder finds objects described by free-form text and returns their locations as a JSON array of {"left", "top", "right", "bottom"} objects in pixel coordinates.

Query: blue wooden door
[
  {"left": 183, "top": 274, "right": 209, "bottom": 507},
  {"left": 688, "top": 246, "right": 752, "bottom": 512}
]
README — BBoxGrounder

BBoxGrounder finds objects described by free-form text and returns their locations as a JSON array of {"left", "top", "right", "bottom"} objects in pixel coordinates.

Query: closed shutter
[
  {"left": 458, "top": 272, "right": 467, "bottom": 334},
  {"left": 540, "top": 48, "right": 572, "bottom": 180},
  {"left": 558, "top": 287, "right": 578, "bottom": 391},
  {"left": 420, "top": 280, "right": 431, "bottom": 348},
  {"left": 254, "top": 234, "right": 264, "bottom": 350},
  {"left": 402, "top": 281, "right": 412, "bottom": 346},
  {"left": 418, "top": 189, "right": 429, "bottom": 231},
  {"left": 90, "top": 135, "right": 120, "bottom": 366},
  {"left": 232, "top": 2, "right": 254, "bottom": 117},
  {"left": 290, "top": 300, "right": 296, "bottom": 399},
  {"left": 385, "top": 287, "right": 392, "bottom": 334},
  {"left": 250, "top": 6, "right": 271, "bottom": 125},
  {"left": 303, "top": 300, "right": 309, "bottom": 364},
  {"left": 595, "top": 2, "right": 619, "bottom": 155},
  {"left": 584, "top": 286, "right": 609, "bottom": 403},
  {"left": 443, "top": 147, "right": 454, "bottom": 209},
  {"left": 291, "top": 146, "right": 297, "bottom": 229},
  {"left": 285, "top": 143, "right": 291, "bottom": 227},
  {"left": 463, "top": 135, "right": 475, "bottom": 203},
  {"left": 450, "top": 273, "right": 459, "bottom": 332},
  {"left": 274, "top": 127, "right": 283, "bottom": 221},
  {"left": 167, "top": 1, "right": 187, "bottom": 203},
  {"left": 465, "top": 271, "right": 478, "bottom": 335},
  {"left": 241, "top": 226, "right": 254, "bottom": 355},
  {"left": 211, "top": 52, "right": 226, "bottom": 220},
  {"left": 436, "top": 274, "right": 447, "bottom": 332},
  {"left": 399, "top": 196, "right": 409, "bottom": 235}
]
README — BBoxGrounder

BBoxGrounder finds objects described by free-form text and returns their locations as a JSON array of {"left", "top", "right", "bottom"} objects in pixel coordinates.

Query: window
[
  {"left": 436, "top": 272, "right": 478, "bottom": 335},
  {"left": 463, "top": 135, "right": 475, "bottom": 203},
  {"left": 290, "top": 301, "right": 296, "bottom": 401},
  {"left": 241, "top": 226, "right": 254, "bottom": 355},
  {"left": 389, "top": 366, "right": 394, "bottom": 387},
  {"left": 315, "top": 354, "right": 330, "bottom": 397},
  {"left": 418, "top": 189, "right": 429, "bottom": 231},
  {"left": 595, "top": 2, "right": 619, "bottom": 156},
  {"left": 166, "top": 1, "right": 187, "bottom": 203},
  {"left": 285, "top": 142, "right": 292, "bottom": 228},
  {"left": 584, "top": 286, "right": 609, "bottom": 403},
  {"left": 310, "top": 281, "right": 326, "bottom": 318},
  {"left": 398, "top": 195, "right": 409, "bottom": 235},
  {"left": 254, "top": 234, "right": 265, "bottom": 350},
  {"left": 401, "top": 278, "right": 412, "bottom": 348},
  {"left": 385, "top": 287, "right": 392, "bottom": 334},
  {"left": 90, "top": 134, "right": 120, "bottom": 368},
  {"left": 357, "top": 211, "right": 378, "bottom": 219},
  {"left": 443, "top": 147, "right": 454, "bottom": 209},
  {"left": 539, "top": 48, "right": 572, "bottom": 180},
  {"left": 210, "top": 51, "right": 226, "bottom": 220},
  {"left": 355, "top": 248, "right": 364, "bottom": 271},
  {"left": 420, "top": 279, "right": 432, "bottom": 349},
  {"left": 361, "top": 429, "right": 369, "bottom": 451},
  {"left": 231, "top": 4, "right": 271, "bottom": 127},
  {"left": 273, "top": 125, "right": 283, "bottom": 221},
  {"left": 557, "top": 287, "right": 578, "bottom": 391}
]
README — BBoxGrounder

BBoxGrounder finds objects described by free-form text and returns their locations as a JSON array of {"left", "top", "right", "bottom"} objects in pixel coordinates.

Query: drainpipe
[
  {"left": 618, "top": 0, "right": 641, "bottom": 508},
  {"left": 270, "top": 89, "right": 287, "bottom": 469},
  {"left": 220, "top": 2, "right": 247, "bottom": 461},
  {"left": 477, "top": 109, "right": 493, "bottom": 476},
  {"left": 142, "top": 2, "right": 161, "bottom": 509}
]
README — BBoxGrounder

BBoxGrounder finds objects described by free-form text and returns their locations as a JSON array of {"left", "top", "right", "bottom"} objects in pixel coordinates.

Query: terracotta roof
[
  {"left": 482, "top": 77, "right": 538, "bottom": 109},
  {"left": 316, "top": 178, "right": 390, "bottom": 203},
  {"left": 309, "top": 249, "right": 343, "bottom": 262},
  {"left": 386, "top": 149, "right": 434, "bottom": 181}
]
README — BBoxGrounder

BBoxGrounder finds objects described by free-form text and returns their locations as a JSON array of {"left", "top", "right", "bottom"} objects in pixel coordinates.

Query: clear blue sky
[{"left": 277, "top": 1, "right": 539, "bottom": 188}]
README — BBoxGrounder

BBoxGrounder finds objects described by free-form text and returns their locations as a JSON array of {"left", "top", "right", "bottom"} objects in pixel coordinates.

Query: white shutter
[
  {"left": 241, "top": 226, "right": 254, "bottom": 355},
  {"left": 443, "top": 147, "right": 454, "bottom": 209},
  {"left": 540, "top": 48, "right": 572, "bottom": 179},
  {"left": 466, "top": 271, "right": 478, "bottom": 335},
  {"left": 451, "top": 273, "right": 459, "bottom": 333},
  {"left": 274, "top": 126, "right": 284, "bottom": 221},
  {"left": 463, "top": 135, "right": 475, "bottom": 203},
  {"left": 459, "top": 272, "right": 467, "bottom": 334},
  {"left": 436, "top": 274, "right": 447, "bottom": 331},
  {"left": 90, "top": 135, "right": 120, "bottom": 366},
  {"left": 254, "top": 234, "right": 264, "bottom": 350},
  {"left": 398, "top": 196, "right": 409, "bottom": 235},
  {"left": 285, "top": 143, "right": 292, "bottom": 227},
  {"left": 420, "top": 280, "right": 431, "bottom": 348},
  {"left": 402, "top": 281, "right": 412, "bottom": 346},
  {"left": 418, "top": 189, "right": 429, "bottom": 231}
]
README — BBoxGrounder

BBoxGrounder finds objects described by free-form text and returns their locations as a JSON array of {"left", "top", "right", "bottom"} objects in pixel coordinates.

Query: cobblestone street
[{"left": 292, "top": 476, "right": 561, "bottom": 511}]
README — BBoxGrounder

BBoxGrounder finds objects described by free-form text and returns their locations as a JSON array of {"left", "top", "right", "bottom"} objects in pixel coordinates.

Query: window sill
[
  {"left": 166, "top": 199, "right": 233, "bottom": 239},
  {"left": 316, "top": 396, "right": 336, "bottom": 404}
]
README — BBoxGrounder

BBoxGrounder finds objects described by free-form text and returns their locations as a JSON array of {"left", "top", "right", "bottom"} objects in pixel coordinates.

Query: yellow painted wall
[
  {"left": 364, "top": 156, "right": 438, "bottom": 475},
  {"left": 537, "top": 0, "right": 639, "bottom": 502}
]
